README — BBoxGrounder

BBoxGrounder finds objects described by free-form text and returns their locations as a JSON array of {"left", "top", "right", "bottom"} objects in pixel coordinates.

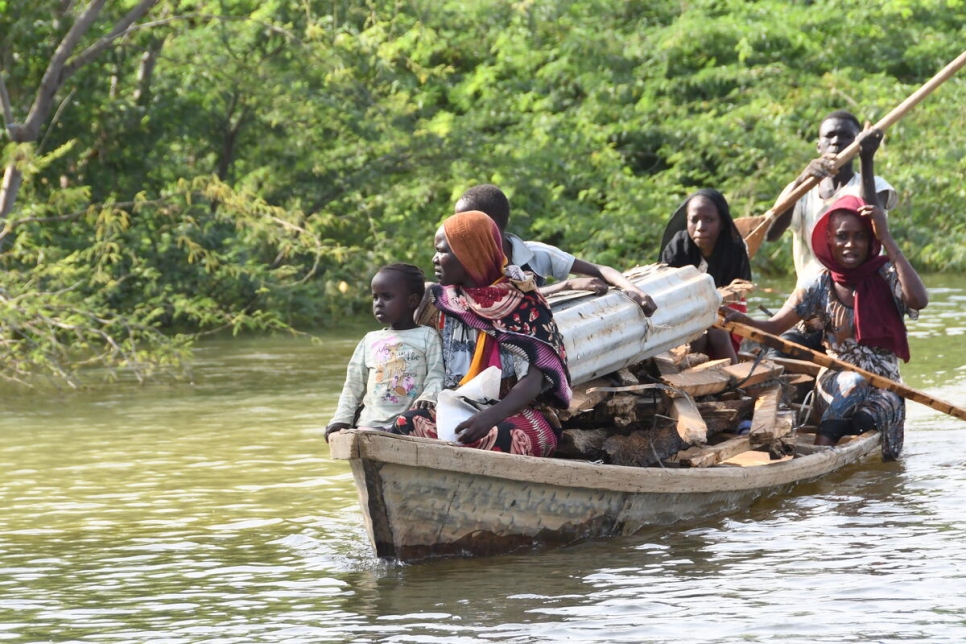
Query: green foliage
[{"left": 2, "top": 0, "right": 965, "bottom": 384}]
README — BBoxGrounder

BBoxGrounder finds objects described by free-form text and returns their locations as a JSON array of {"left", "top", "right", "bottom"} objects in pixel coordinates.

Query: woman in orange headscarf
[
  {"left": 721, "top": 195, "right": 927, "bottom": 460},
  {"left": 392, "top": 210, "right": 572, "bottom": 457}
]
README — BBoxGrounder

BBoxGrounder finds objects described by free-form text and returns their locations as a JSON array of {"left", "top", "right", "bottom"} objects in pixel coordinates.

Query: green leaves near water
[{"left": 1, "top": 0, "right": 965, "bottom": 384}]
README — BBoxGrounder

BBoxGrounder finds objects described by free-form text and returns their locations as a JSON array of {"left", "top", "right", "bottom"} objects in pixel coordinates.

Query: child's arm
[
  {"left": 412, "top": 330, "right": 445, "bottom": 410},
  {"left": 325, "top": 339, "right": 369, "bottom": 443}
]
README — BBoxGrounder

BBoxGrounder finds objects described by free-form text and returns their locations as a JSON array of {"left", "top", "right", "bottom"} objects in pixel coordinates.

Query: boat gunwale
[{"left": 328, "top": 429, "right": 880, "bottom": 495}]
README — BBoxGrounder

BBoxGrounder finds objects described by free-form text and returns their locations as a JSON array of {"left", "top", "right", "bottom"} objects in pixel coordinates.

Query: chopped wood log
[
  {"left": 780, "top": 373, "right": 815, "bottom": 409},
  {"left": 677, "top": 435, "right": 751, "bottom": 467},
  {"left": 659, "top": 369, "right": 731, "bottom": 397},
  {"left": 603, "top": 418, "right": 683, "bottom": 467},
  {"left": 697, "top": 404, "right": 738, "bottom": 423},
  {"left": 659, "top": 357, "right": 783, "bottom": 398},
  {"left": 615, "top": 367, "right": 639, "bottom": 386},
  {"left": 704, "top": 416, "right": 738, "bottom": 435},
  {"left": 749, "top": 384, "right": 780, "bottom": 440},
  {"left": 695, "top": 400, "right": 740, "bottom": 436},
  {"left": 561, "top": 395, "right": 665, "bottom": 430},
  {"left": 751, "top": 409, "right": 795, "bottom": 447},
  {"left": 680, "top": 352, "right": 710, "bottom": 370},
  {"left": 697, "top": 397, "right": 755, "bottom": 419},
  {"left": 682, "top": 358, "right": 732, "bottom": 373},
  {"left": 560, "top": 377, "right": 614, "bottom": 421},
  {"left": 652, "top": 351, "right": 682, "bottom": 375},
  {"left": 655, "top": 352, "right": 713, "bottom": 446},
  {"left": 721, "top": 359, "right": 784, "bottom": 389},
  {"left": 556, "top": 428, "right": 612, "bottom": 460},
  {"left": 653, "top": 347, "right": 706, "bottom": 374},
  {"left": 604, "top": 394, "right": 643, "bottom": 428},
  {"left": 781, "top": 373, "right": 815, "bottom": 386},
  {"left": 667, "top": 393, "right": 708, "bottom": 446},
  {"left": 739, "top": 352, "right": 822, "bottom": 377}
]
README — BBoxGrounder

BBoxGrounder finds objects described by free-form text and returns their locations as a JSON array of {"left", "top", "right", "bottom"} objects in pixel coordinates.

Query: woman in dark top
[{"left": 660, "top": 189, "right": 751, "bottom": 362}]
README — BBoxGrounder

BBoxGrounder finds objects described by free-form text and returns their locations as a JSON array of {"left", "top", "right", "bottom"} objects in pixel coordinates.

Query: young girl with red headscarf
[
  {"left": 721, "top": 195, "right": 927, "bottom": 460},
  {"left": 392, "top": 210, "right": 572, "bottom": 457}
]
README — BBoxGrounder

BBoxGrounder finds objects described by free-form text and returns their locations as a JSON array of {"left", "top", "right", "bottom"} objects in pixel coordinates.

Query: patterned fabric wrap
[
  {"left": 791, "top": 268, "right": 916, "bottom": 381},
  {"left": 429, "top": 279, "right": 572, "bottom": 409},
  {"left": 810, "top": 195, "right": 910, "bottom": 361},
  {"left": 816, "top": 369, "right": 905, "bottom": 447},
  {"left": 392, "top": 380, "right": 563, "bottom": 458}
]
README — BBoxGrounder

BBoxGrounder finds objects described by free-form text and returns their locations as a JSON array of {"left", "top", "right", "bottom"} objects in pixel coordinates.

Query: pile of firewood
[{"left": 556, "top": 346, "right": 822, "bottom": 468}]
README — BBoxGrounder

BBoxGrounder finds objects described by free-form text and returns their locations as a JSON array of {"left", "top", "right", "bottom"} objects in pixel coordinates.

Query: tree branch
[
  {"left": 22, "top": 0, "right": 109, "bottom": 141},
  {"left": 0, "top": 199, "right": 166, "bottom": 242},
  {"left": 37, "top": 88, "right": 77, "bottom": 154},
  {"left": 0, "top": 71, "right": 15, "bottom": 134},
  {"left": 62, "top": 0, "right": 162, "bottom": 79}
]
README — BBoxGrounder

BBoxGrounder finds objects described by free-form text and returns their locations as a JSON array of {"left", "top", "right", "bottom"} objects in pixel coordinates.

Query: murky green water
[{"left": 1, "top": 277, "right": 965, "bottom": 643}]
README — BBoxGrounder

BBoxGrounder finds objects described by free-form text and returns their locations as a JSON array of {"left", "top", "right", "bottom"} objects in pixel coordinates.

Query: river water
[{"left": 1, "top": 275, "right": 965, "bottom": 643}]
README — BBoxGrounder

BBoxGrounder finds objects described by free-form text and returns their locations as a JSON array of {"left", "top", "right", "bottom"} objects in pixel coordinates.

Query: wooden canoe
[{"left": 328, "top": 427, "right": 879, "bottom": 562}]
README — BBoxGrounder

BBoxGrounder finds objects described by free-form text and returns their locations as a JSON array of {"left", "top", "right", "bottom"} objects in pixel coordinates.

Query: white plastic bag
[{"left": 435, "top": 366, "right": 502, "bottom": 442}]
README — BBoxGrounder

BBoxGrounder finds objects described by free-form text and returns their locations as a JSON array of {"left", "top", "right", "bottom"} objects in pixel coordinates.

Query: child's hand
[
  {"left": 324, "top": 422, "right": 350, "bottom": 443},
  {"left": 412, "top": 399, "right": 436, "bottom": 411}
]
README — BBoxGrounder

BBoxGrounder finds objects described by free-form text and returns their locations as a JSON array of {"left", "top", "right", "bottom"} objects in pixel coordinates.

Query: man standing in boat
[{"left": 765, "top": 110, "right": 897, "bottom": 351}]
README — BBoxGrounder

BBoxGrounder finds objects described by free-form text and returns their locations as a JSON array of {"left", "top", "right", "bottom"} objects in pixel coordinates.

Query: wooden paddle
[
  {"left": 715, "top": 317, "right": 966, "bottom": 422},
  {"left": 741, "top": 49, "right": 966, "bottom": 259}
]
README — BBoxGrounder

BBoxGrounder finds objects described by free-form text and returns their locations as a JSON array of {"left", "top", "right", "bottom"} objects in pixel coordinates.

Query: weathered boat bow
[{"left": 329, "top": 429, "right": 879, "bottom": 561}]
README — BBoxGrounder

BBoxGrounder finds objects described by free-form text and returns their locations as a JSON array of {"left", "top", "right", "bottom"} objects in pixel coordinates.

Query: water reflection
[{"left": 0, "top": 283, "right": 964, "bottom": 642}]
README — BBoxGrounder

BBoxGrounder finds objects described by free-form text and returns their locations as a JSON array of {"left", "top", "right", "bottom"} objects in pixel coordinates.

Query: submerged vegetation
[{"left": 1, "top": 0, "right": 965, "bottom": 383}]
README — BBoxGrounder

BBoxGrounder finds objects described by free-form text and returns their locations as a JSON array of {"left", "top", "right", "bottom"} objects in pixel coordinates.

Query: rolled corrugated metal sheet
[{"left": 549, "top": 264, "right": 719, "bottom": 385}]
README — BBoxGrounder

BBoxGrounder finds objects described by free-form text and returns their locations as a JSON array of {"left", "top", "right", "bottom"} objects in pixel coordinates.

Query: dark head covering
[
  {"left": 811, "top": 195, "right": 909, "bottom": 361},
  {"left": 659, "top": 189, "right": 751, "bottom": 288}
]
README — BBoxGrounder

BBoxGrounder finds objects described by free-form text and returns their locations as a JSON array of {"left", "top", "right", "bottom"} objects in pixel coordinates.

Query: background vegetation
[{"left": 2, "top": 0, "right": 965, "bottom": 384}]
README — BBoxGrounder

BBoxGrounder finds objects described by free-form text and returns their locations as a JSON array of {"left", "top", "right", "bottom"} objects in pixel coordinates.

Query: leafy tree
[{"left": 2, "top": 0, "right": 965, "bottom": 385}]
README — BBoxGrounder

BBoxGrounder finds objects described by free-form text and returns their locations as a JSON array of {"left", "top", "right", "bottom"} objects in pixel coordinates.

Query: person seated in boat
[
  {"left": 765, "top": 111, "right": 898, "bottom": 354},
  {"left": 391, "top": 210, "right": 572, "bottom": 457},
  {"left": 721, "top": 194, "right": 927, "bottom": 459},
  {"left": 659, "top": 188, "right": 751, "bottom": 364},
  {"left": 324, "top": 264, "right": 445, "bottom": 442},
  {"left": 455, "top": 184, "right": 657, "bottom": 316}
]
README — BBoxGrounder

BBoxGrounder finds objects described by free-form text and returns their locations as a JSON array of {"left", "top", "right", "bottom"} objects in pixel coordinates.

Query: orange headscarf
[
  {"left": 441, "top": 210, "right": 507, "bottom": 287},
  {"left": 439, "top": 210, "right": 510, "bottom": 383}
]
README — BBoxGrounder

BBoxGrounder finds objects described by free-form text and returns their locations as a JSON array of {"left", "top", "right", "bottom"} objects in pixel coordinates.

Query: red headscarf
[{"left": 811, "top": 195, "right": 909, "bottom": 361}]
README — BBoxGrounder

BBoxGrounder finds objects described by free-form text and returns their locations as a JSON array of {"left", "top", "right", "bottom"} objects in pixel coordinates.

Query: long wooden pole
[
  {"left": 743, "top": 49, "right": 966, "bottom": 258},
  {"left": 716, "top": 318, "right": 966, "bottom": 422}
]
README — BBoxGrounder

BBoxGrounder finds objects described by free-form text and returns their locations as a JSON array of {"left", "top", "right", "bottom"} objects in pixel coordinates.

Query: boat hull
[{"left": 329, "top": 429, "right": 879, "bottom": 561}]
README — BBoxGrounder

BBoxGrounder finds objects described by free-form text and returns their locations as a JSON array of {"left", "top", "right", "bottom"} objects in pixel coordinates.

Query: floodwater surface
[{"left": 1, "top": 276, "right": 965, "bottom": 643}]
